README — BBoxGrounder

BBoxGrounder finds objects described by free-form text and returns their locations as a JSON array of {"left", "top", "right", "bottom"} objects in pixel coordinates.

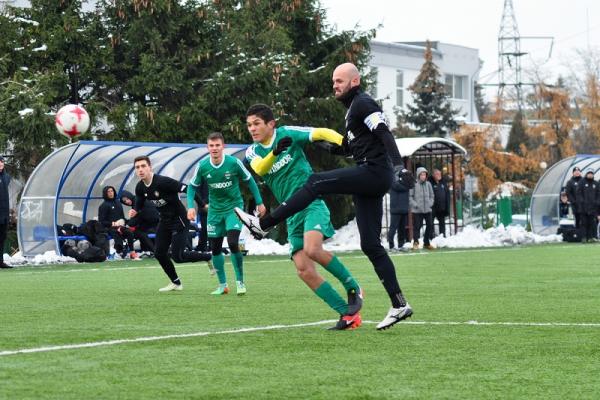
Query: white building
[{"left": 369, "top": 41, "right": 481, "bottom": 129}]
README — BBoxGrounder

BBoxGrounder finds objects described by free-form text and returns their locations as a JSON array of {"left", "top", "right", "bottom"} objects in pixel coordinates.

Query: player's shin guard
[
  {"left": 314, "top": 281, "right": 348, "bottom": 316},
  {"left": 213, "top": 253, "right": 226, "bottom": 285},
  {"left": 230, "top": 252, "right": 243, "bottom": 282},
  {"left": 323, "top": 256, "right": 360, "bottom": 292}
]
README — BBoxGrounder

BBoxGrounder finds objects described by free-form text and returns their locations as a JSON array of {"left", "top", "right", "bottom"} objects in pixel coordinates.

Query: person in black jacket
[
  {"left": 120, "top": 190, "right": 158, "bottom": 253},
  {"left": 388, "top": 168, "right": 413, "bottom": 252},
  {"left": 98, "top": 185, "right": 137, "bottom": 259},
  {"left": 558, "top": 191, "right": 573, "bottom": 219},
  {"left": 430, "top": 169, "right": 451, "bottom": 238},
  {"left": 565, "top": 167, "right": 583, "bottom": 232},
  {"left": 193, "top": 181, "right": 210, "bottom": 252},
  {"left": 235, "top": 62, "right": 412, "bottom": 330},
  {"left": 129, "top": 156, "right": 211, "bottom": 292},
  {"left": 576, "top": 170, "right": 599, "bottom": 242},
  {"left": 0, "top": 157, "right": 12, "bottom": 268}
]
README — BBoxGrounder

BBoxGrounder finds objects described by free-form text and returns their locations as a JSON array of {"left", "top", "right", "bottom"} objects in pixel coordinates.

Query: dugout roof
[
  {"left": 395, "top": 137, "right": 467, "bottom": 158},
  {"left": 17, "top": 137, "right": 467, "bottom": 257},
  {"left": 17, "top": 140, "right": 247, "bottom": 257},
  {"left": 530, "top": 154, "right": 600, "bottom": 236}
]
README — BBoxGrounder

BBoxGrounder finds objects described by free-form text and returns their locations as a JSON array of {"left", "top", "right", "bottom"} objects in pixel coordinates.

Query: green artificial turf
[{"left": 1, "top": 243, "right": 599, "bottom": 399}]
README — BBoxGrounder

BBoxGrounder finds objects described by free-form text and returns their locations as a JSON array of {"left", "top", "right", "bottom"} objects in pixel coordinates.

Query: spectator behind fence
[
  {"left": 565, "top": 166, "right": 583, "bottom": 232},
  {"left": 558, "top": 191, "right": 574, "bottom": 219},
  {"left": 120, "top": 190, "right": 158, "bottom": 254},
  {"left": 388, "top": 168, "right": 413, "bottom": 252},
  {"left": 0, "top": 156, "right": 12, "bottom": 268},
  {"left": 576, "top": 170, "right": 599, "bottom": 243},
  {"left": 430, "top": 168, "right": 450, "bottom": 238},
  {"left": 410, "top": 167, "right": 434, "bottom": 250},
  {"left": 98, "top": 185, "right": 138, "bottom": 259}
]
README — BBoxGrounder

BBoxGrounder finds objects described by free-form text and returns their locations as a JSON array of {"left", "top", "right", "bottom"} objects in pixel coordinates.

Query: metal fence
[{"left": 382, "top": 194, "right": 532, "bottom": 240}]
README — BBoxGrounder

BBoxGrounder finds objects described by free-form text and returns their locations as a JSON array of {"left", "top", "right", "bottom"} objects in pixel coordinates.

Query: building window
[
  {"left": 444, "top": 74, "right": 467, "bottom": 99},
  {"left": 369, "top": 67, "right": 378, "bottom": 98},
  {"left": 445, "top": 75, "right": 453, "bottom": 96},
  {"left": 396, "top": 70, "right": 404, "bottom": 107}
]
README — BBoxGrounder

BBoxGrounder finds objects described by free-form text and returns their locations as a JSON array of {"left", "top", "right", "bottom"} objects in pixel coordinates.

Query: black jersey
[
  {"left": 134, "top": 174, "right": 187, "bottom": 221},
  {"left": 339, "top": 87, "right": 402, "bottom": 166}
]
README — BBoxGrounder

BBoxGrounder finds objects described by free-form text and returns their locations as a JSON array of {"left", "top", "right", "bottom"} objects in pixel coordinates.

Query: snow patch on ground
[
  {"left": 4, "top": 223, "right": 563, "bottom": 267},
  {"left": 5, "top": 251, "right": 77, "bottom": 266},
  {"left": 432, "top": 225, "right": 562, "bottom": 248}
]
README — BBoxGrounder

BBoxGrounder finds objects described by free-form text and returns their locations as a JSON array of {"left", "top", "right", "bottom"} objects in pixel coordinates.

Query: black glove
[{"left": 273, "top": 137, "right": 292, "bottom": 156}]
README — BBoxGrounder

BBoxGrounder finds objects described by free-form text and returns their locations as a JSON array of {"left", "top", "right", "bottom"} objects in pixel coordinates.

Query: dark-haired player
[
  {"left": 129, "top": 156, "right": 211, "bottom": 292},
  {"left": 240, "top": 103, "right": 363, "bottom": 330}
]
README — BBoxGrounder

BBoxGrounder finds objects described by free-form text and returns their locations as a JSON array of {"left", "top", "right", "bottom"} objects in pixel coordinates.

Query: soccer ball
[{"left": 55, "top": 104, "right": 90, "bottom": 139}]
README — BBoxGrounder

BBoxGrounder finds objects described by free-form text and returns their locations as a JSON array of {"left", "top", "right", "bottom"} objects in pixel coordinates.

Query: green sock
[
  {"left": 324, "top": 256, "right": 360, "bottom": 292},
  {"left": 213, "top": 253, "right": 226, "bottom": 285},
  {"left": 231, "top": 252, "right": 244, "bottom": 282},
  {"left": 314, "top": 281, "right": 348, "bottom": 315}
]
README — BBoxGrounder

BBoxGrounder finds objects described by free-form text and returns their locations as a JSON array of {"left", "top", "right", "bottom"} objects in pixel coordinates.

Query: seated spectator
[
  {"left": 410, "top": 167, "right": 435, "bottom": 250},
  {"left": 98, "top": 185, "right": 138, "bottom": 259},
  {"left": 558, "top": 191, "right": 573, "bottom": 219},
  {"left": 120, "top": 190, "right": 158, "bottom": 254}
]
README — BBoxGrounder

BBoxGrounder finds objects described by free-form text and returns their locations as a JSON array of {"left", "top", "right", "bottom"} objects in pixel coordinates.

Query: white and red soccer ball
[{"left": 55, "top": 104, "right": 90, "bottom": 139}]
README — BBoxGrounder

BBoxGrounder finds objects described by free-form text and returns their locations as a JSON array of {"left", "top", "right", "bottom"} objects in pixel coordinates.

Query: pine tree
[
  {"left": 0, "top": 1, "right": 96, "bottom": 179},
  {"left": 506, "top": 111, "right": 527, "bottom": 155},
  {"left": 402, "top": 41, "right": 459, "bottom": 137},
  {"left": 474, "top": 81, "right": 490, "bottom": 122},
  {"left": 1, "top": 0, "right": 373, "bottom": 232}
]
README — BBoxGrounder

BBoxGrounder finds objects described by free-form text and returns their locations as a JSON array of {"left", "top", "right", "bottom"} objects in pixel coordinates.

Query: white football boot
[
  {"left": 234, "top": 207, "right": 269, "bottom": 239},
  {"left": 376, "top": 304, "right": 413, "bottom": 330},
  {"left": 158, "top": 282, "right": 183, "bottom": 292}
]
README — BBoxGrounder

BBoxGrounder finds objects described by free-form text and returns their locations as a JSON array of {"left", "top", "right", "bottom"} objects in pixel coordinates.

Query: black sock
[
  {"left": 394, "top": 291, "right": 407, "bottom": 308},
  {"left": 259, "top": 214, "right": 277, "bottom": 230},
  {"left": 173, "top": 278, "right": 181, "bottom": 285},
  {"left": 370, "top": 254, "right": 405, "bottom": 308}
]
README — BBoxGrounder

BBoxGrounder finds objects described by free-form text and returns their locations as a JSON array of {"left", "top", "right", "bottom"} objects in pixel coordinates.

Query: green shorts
[
  {"left": 207, "top": 209, "right": 243, "bottom": 238},
  {"left": 287, "top": 199, "right": 335, "bottom": 256}
]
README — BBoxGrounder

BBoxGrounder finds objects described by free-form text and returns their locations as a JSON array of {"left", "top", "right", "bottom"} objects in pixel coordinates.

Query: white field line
[
  {"left": 9, "top": 246, "right": 548, "bottom": 276},
  {"left": 2, "top": 319, "right": 600, "bottom": 357},
  {"left": 0, "top": 320, "right": 336, "bottom": 356}
]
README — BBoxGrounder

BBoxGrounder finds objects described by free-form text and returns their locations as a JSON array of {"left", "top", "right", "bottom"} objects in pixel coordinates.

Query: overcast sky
[{"left": 321, "top": 0, "right": 600, "bottom": 97}]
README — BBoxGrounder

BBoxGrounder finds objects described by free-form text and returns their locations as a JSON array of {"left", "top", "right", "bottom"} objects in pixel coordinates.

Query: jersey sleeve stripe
[
  {"left": 189, "top": 163, "right": 201, "bottom": 186},
  {"left": 245, "top": 146, "right": 257, "bottom": 162},
  {"left": 236, "top": 158, "right": 252, "bottom": 181}
]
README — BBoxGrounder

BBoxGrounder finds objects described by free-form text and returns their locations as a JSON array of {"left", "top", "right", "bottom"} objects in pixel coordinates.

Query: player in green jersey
[
  {"left": 187, "top": 132, "right": 266, "bottom": 295},
  {"left": 239, "top": 104, "right": 363, "bottom": 330}
]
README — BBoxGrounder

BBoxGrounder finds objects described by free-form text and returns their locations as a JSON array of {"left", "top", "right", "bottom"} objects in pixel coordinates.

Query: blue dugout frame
[{"left": 19, "top": 140, "right": 249, "bottom": 256}]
